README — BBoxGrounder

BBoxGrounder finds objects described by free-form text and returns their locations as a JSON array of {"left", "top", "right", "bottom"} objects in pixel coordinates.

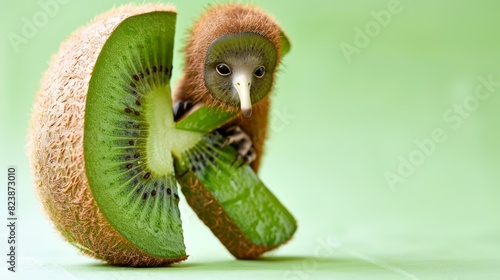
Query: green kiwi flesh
[
  {"left": 84, "top": 11, "right": 201, "bottom": 259},
  {"left": 175, "top": 106, "right": 236, "bottom": 132}
]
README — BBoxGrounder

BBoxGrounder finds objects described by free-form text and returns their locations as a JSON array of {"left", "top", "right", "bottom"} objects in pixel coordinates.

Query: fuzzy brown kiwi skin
[{"left": 28, "top": 4, "right": 186, "bottom": 267}]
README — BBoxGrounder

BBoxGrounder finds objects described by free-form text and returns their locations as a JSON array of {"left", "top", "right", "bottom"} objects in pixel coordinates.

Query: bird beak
[{"left": 232, "top": 72, "right": 252, "bottom": 118}]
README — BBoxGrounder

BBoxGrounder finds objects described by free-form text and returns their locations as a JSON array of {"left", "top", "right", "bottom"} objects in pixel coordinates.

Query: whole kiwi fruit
[{"left": 29, "top": 3, "right": 296, "bottom": 267}]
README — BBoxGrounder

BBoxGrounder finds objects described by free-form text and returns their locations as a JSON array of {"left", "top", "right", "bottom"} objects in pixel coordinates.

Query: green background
[{"left": 1, "top": 0, "right": 500, "bottom": 279}]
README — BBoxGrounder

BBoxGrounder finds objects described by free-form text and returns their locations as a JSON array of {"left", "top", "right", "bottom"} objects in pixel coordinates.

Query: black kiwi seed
[
  {"left": 126, "top": 163, "right": 133, "bottom": 169},
  {"left": 135, "top": 100, "right": 141, "bottom": 106},
  {"left": 159, "top": 65, "right": 163, "bottom": 72},
  {"left": 164, "top": 66, "right": 169, "bottom": 76},
  {"left": 151, "top": 190, "right": 156, "bottom": 197},
  {"left": 128, "top": 140, "right": 134, "bottom": 146},
  {"left": 130, "top": 82, "right": 136, "bottom": 88},
  {"left": 133, "top": 75, "right": 139, "bottom": 81},
  {"left": 191, "top": 166, "right": 197, "bottom": 173},
  {"left": 173, "top": 193, "right": 179, "bottom": 200},
  {"left": 167, "top": 188, "right": 172, "bottom": 195},
  {"left": 143, "top": 193, "right": 148, "bottom": 200},
  {"left": 153, "top": 66, "right": 157, "bottom": 73},
  {"left": 134, "top": 152, "right": 140, "bottom": 158},
  {"left": 125, "top": 108, "right": 132, "bottom": 113},
  {"left": 143, "top": 172, "right": 151, "bottom": 179},
  {"left": 139, "top": 72, "right": 144, "bottom": 79},
  {"left": 131, "top": 90, "right": 138, "bottom": 96},
  {"left": 134, "top": 111, "right": 141, "bottom": 116},
  {"left": 145, "top": 68, "right": 150, "bottom": 75}
]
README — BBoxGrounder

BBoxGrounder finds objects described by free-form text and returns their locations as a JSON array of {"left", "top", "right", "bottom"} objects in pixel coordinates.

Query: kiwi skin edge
[{"left": 28, "top": 4, "right": 186, "bottom": 267}]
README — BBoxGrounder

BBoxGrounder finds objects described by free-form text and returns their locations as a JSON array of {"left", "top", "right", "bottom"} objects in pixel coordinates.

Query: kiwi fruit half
[
  {"left": 30, "top": 4, "right": 187, "bottom": 266},
  {"left": 30, "top": 4, "right": 295, "bottom": 267}
]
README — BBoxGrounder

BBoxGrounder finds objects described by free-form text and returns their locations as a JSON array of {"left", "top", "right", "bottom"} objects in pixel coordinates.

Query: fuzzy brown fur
[
  {"left": 29, "top": 4, "right": 186, "bottom": 267},
  {"left": 174, "top": 3, "right": 284, "bottom": 171}
]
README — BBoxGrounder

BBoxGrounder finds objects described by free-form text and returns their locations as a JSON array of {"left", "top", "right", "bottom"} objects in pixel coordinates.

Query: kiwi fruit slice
[
  {"left": 29, "top": 4, "right": 296, "bottom": 266},
  {"left": 84, "top": 10, "right": 187, "bottom": 260},
  {"left": 29, "top": 4, "right": 188, "bottom": 266},
  {"left": 174, "top": 131, "right": 297, "bottom": 259}
]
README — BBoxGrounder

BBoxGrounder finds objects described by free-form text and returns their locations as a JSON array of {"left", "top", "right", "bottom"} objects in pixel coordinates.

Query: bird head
[
  {"left": 204, "top": 32, "right": 278, "bottom": 118},
  {"left": 179, "top": 4, "right": 287, "bottom": 118}
]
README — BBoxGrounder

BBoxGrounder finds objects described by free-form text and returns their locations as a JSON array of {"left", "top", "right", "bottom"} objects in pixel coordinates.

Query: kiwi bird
[{"left": 174, "top": 3, "right": 286, "bottom": 172}]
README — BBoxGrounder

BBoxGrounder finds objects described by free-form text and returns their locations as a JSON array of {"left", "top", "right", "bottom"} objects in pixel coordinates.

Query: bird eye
[
  {"left": 216, "top": 63, "right": 231, "bottom": 76},
  {"left": 254, "top": 66, "right": 265, "bottom": 78}
]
